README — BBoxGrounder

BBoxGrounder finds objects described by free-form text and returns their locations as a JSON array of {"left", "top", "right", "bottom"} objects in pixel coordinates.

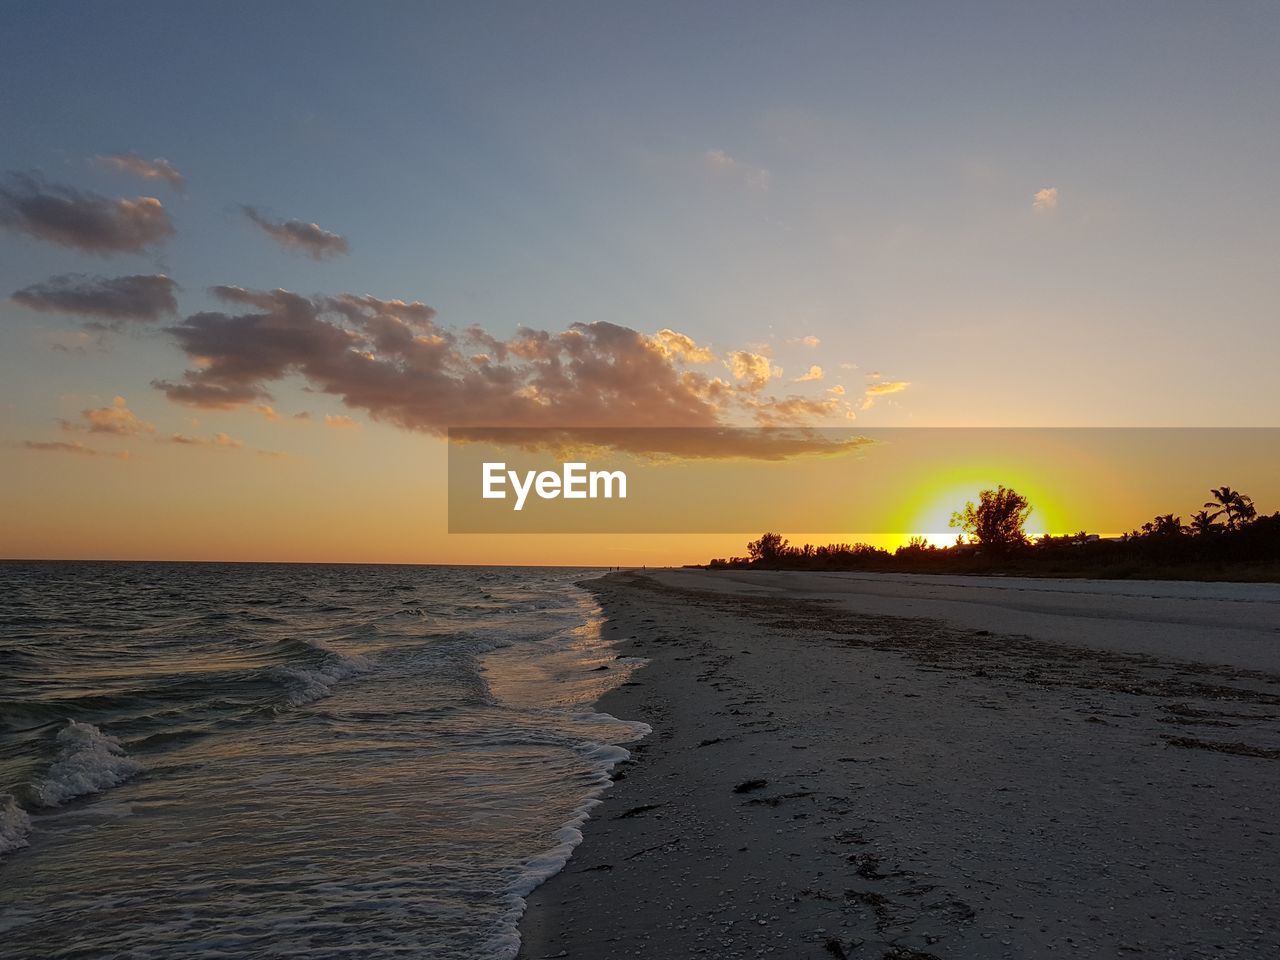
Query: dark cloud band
[
  {"left": 0, "top": 173, "right": 174, "bottom": 254},
  {"left": 12, "top": 274, "right": 178, "bottom": 323}
]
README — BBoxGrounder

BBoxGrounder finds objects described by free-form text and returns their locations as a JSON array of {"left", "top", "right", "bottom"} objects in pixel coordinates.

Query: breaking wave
[
  {"left": 268, "top": 638, "right": 374, "bottom": 706},
  {"left": 33, "top": 721, "right": 144, "bottom": 807},
  {"left": 0, "top": 794, "right": 32, "bottom": 860}
]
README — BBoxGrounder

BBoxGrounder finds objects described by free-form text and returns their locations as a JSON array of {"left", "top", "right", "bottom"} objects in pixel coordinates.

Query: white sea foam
[
  {"left": 0, "top": 793, "right": 32, "bottom": 860},
  {"left": 34, "top": 721, "right": 143, "bottom": 807},
  {"left": 270, "top": 640, "right": 373, "bottom": 706},
  {"left": 471, "top": 589, "right": 653, "bottom": 959},
  {"left": 491, "top": 733, "right": 649, "bottom": 960}
]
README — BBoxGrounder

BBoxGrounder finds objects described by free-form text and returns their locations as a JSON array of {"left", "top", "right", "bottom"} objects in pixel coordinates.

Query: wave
[
  {"left": 491, "top": 737, "right": 648, "bottom": 960},
  {"left": 33, "top": 721, "right": 143, "bottom": 807},
  {"left": 0, "top": 564, "right": 640, "bottom": 953},
  {"left": 0, "top": 794, "right": 32, "bottom": 861},
  {"left": 510, "top": 742, "right": 637, "bottom": 898},
  {"left": 268, "top": 639, "right": 373, "bottom": 706}
]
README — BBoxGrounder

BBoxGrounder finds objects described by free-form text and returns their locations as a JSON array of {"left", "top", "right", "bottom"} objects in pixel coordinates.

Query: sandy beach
[{"left": 518, "top": 570, "right": 1280, "bottom": 959}]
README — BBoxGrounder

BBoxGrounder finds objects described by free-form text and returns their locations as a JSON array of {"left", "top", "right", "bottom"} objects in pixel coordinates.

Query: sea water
[{"left": 0, "top": 561, "right": 647, "bottom": 957}]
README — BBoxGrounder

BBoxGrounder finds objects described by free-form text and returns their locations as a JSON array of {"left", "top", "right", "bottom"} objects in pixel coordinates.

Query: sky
[{"left": 2, "top": 2, "right": 1278, "bottom": 563}]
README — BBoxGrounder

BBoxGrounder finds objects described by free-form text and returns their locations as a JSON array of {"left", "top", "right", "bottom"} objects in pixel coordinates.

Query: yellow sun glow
[{"left": 901, "top": 472, "right": 1055, "bottom": 547}]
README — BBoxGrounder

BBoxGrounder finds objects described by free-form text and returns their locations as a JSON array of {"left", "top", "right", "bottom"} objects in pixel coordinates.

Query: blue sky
[
  {"left": 4, "top": 2, "right": 1279, "bottom": 427},
  {"left": 2, "top": 2, "right": 1279, "bottom": 560}
]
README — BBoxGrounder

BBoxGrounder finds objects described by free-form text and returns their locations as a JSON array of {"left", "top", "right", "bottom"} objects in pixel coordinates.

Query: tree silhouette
[
  {"left": 950, "top": 486, "right": 1032, "bottom": 549},
  {"left": 1204, "top": 487, "right": 1256, "bottom": 531},
  {"left": 1188, "top": 509, "right": 1218, "bottom": 537},
  {"left": 1139, "top": 514, "right": 1185, "bottom": 538},
  {"left": 714, "top": 485, "right": 1274, "bottom": 575},
  {"left": 747, "top": 531, "right": 789, "bottom": 562}
]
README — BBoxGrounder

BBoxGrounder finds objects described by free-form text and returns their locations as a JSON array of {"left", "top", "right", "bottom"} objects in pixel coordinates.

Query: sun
[{"left": 901, "top": 476, "right": 1052, "bottom": 547}]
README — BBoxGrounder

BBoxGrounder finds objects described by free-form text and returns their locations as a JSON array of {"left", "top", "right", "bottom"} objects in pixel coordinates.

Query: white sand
[
  {"left": 518, "top": 570, "right": 1280, "bottom": 959},
  {"left": 670, "top": 570, "right": 1280, "bottom": 672}
]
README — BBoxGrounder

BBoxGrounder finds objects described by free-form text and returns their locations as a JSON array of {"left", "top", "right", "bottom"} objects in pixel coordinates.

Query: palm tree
[
  {"left": 1140, "top": 514, "right": 1185, "bottom": 538},
  {"left": 1203, "top": 487, "right": 1256, "bottom": 531},
  {"left": 1188, "top": 509, "right": 1218, "bottom": 537}
]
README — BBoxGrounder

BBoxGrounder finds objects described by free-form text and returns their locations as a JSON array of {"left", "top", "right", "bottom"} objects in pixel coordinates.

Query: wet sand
[{"left": 518, "top": 569, "right": 1280, "bottom": 959}]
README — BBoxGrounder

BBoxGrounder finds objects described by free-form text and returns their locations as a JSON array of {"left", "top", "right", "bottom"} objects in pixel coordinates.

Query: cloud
[
  {"left": 22, "top": 440, "right": 129, "bottom": 459},
  {"left": 828, "top": 384, "right": 846, "bottom": 396},
  {"left": 324, "top": 414, "right": 360, "bottom": 429},
  {"left": 62, "top": 396, "right": 154, "bottom": 436},
  {"left": 254, "top": 404, "right": 282, "bottom": 421},
  {"left": 12, "top": 274, "right": 178, "bottom": 325},
  {"left": 651, "top": 328, "right": 715, "bottom": 363},
  {"left": 242, "top": 206, "right": 348, "bottom": 259},
  {"left": 165, "top": 431, "right": 242, "bottom": 448},
  {"left": 795, "top": 365, "right": 824, "bottom": 383},
  {"left": 96, "top": 154, "right": 185, "bottom": 191},
  {"left": 449, "top": 425, "right": 872, "bottom": 461},
  {"left": 149, "top": 285, "right": 869, "bottom": 458},
  {"left": 746, "top": 394, "right": 852, "bottom": 427},
  {"left": 48, "top": 330, "right": 107, "bottom": 354},
  {"left": 790, "top": 335, "right": 821, "bottom": 348},
  {"left": 860, "top": 379, "right": 911, "bottom": 411},
  {"left": 0, "top": 173, "right": 173, "bottom": 253},
  {"left": 163, "top": 431, "right": 287, "bottom": 458},
  {"left": 1032, "top": 187, "right": 1059, "bottom": 212},
  {"left": 865, "top": 380, "right": 910, "bottom": 396},
  {"left": 726, "top": 351, "right": 777, "bottom": 392},
  {"left": 704, "top": 149, "right": 771, "bottom": 191}
]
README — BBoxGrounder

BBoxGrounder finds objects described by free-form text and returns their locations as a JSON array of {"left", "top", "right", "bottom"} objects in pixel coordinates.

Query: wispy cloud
[
  {"left": 865, "top": 380, "right": 910, "bottom": 396},
  {"left": 745, "top": 394, "right": 852, "bottom": 426},
  {"left": 324, "top": 414, "right": 360, "bottom": 430},
  {"left": 163, "top": 430, "right": 289, "bottom": 459},
  {"left": 48, "top": 330, "right": 108, "bottom": 354},
  {"left": 704, "top": 149, "right": 771, "bottom": 191},
  {"left": 22, "top": 440, "right": 129, "bottom": 459},
  {"left": 96, "top": 153, "right": 185, "bottom": 191},
  {"left": 13, "top": 274, "right": 178, "bottom": 325},
  {"left": 166, "top": 431, "right": 242, "bottom": 448},
  {"left": 794, "top": 365, "right": 824, "bottom": 383},
  {"left": 242, "top": 206, "right": 348, "bottom": 259},
  {"left": 60, "top": 396, "right": 154, "bottom": 436},
  {"left": 1032, "top": 187, "right": 1059, "bottom": 212},
  {"left": 860, "top": 379, "right": 911, "bottom": 410},
  {"left": 0, "top": 173, "right": 174, "bottom": 253}
]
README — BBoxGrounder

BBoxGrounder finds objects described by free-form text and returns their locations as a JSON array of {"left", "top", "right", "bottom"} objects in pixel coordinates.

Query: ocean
[{"left": 0, "top": 561, "right": 647, "bottom": 958}]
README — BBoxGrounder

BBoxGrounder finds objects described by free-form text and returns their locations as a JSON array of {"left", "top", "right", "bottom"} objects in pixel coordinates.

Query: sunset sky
[{"left": 3, "top": 3, "right": 1278, "bottom": 563}]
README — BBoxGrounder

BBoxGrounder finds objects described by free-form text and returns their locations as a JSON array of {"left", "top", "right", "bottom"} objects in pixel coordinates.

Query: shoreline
[
  {"left": 694, "top": 561, "right": 1280, "bottom": 585},
  {"left": 517, "top": 570, "right": 1280, "bottom": 959}
]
